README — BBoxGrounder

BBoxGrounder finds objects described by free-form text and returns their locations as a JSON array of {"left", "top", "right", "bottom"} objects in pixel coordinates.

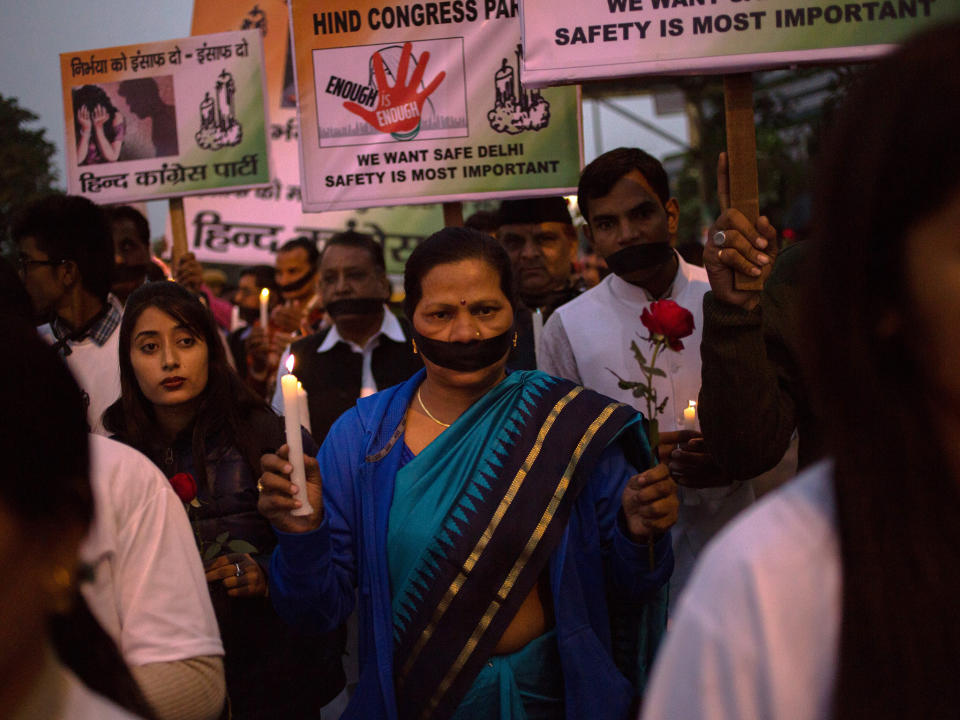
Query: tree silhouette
[{"left": 0, "top": 95, "right": 58, "bottom": 244}]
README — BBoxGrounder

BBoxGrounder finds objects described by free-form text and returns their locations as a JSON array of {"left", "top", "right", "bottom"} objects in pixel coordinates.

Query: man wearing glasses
[{"left": 14, "top": 194, "right": 121, "bottom": 434}]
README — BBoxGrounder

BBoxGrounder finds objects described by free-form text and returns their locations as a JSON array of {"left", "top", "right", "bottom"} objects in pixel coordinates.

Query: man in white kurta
[{"left": 540, "top": 147, "right": 755, "bottom": 604}]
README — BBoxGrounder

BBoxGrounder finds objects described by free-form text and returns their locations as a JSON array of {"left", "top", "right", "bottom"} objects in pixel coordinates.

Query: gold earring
[
  {"left": 48, "top": 566, "right": 75, "bottom": 614},
  {"left": 476, "top": 331, "right": 481, "bottom": 338},
  {"left": 412, "top": 339, "right": 418, "bottom": 355},
  {"left": 513, "top": 332, "right": 518, "bottom": 348}
]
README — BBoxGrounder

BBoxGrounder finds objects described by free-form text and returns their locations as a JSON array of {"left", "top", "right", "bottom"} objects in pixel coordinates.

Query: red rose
[
  {"left": 640, "top": 300, "right": 695, "bottom": 351},
  {"left": 168, "top": 472, "right": 197, "bottom": 504}
]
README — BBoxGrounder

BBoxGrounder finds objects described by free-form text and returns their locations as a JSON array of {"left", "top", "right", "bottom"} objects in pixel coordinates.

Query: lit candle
[
  {"left": 297, "top": 380, "right": 312, "bottom": 436},
  {"left": 532, "top": 307, "right": 543, "bottom": 369},
  {"left": 259, "top": 287, "right": 270, "bottom": 327},
  {"left": 683, "top": 400, "right": 697, "bottom": 431},
  {"left": 280, "top": 355, "right": 313, "bottom": 517}
]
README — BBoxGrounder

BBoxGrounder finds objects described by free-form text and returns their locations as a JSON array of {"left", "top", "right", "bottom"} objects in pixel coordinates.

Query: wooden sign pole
[
  {"left": 722, "top": 73, "right": 768, "bottom": 291},
  {"left": 168, "top": 197, "right": 189, "bottom": 269},
  {"left": 443, "top": 201, "right": 464, "bottom": 228}
]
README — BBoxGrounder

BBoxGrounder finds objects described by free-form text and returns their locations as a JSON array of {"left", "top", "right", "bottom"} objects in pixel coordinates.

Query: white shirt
[
  {"left": 38, "top": 296, "right": 123, "bottom": 435},
  {"left": 540, "top": 254, "right": 756, "bottom": 602},
  {"left": 641, "top": 461, "right": 840, "bottom": 720},
  {"left": 272, "top": 306, "right": 406, "bottom": 413},
  {"left": 80, "top": 435, "right": 224, "bottom": 667}
]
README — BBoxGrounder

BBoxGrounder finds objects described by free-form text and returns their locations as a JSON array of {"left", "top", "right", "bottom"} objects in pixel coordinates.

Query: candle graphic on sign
[{"left": 281, "top": 355, "right": 313, "bottom": 517}]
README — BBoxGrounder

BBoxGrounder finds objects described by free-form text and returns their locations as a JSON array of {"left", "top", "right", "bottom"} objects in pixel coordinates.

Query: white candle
[
  {"left": 229, "top": 304, "right": 241, "bottom": 332},
  {"left": 683, "top": 400, "right": 697, "bottom": 431},
  {"left": 297, "top": 380, "right": 312, "bottom": 436},
  {"left": 259, "top": 287, "right": 270, "bottom": 327},
  {"left": 280, "top": 355, "right": 313, "bottom": 516},
  {"left": 532, "top": 307, "right": 544, "bottom": 369}
]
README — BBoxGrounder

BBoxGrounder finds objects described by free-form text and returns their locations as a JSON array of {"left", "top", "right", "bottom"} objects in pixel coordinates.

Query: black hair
[
  {"left": 12, "top": 194, "right": 115, "bottom": 303},
  {"left": 0, "top": 257, "right": 34, "bottom": 323},
  {"left": 321, "top": 230, "right": 386, "bottom": 272},
  {"left": 464, "top": 210, "right": 500, "bottom": 234},
  {"left": 278, "top": 237, "right": 320, "bottom": 269},
  {"left": 802, "top": 20, "right": 960, "bottom": 720},
  {"left": 497, "top": 196, "right": 573, "bottom": 227},
  {"left": 239, "top": 264, "right": 279, "bottom": 293},
  {"left": 0, "top": 313, "right": 91, "bottom": 527},
  {"left": 105, "top": 205, "right": 150, "bottom": 247},
  {"left": 103, "top": 282, "right": 270, "bottom": 485},
  {"left": 403, "top": 226, "right": 515, "bottom": 319},
  {"left": 73, "top": 85, "right": 121, "bottom": 143},
  {"left": 577, "top": 147, "right": 670, "bottom": 223}
]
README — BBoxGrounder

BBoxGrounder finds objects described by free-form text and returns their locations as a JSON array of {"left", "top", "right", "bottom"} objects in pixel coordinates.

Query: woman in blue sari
[{"left": 258, "top": 227, "right": 678, "bottom": 720}]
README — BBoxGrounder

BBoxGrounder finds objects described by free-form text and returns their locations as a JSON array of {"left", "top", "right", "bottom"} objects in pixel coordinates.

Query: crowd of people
[{"left": 1, "top": 19, "right": 957, "bottom": 720}]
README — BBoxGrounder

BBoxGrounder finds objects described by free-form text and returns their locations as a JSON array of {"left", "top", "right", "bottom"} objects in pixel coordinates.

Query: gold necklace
[{"left": 417, "top": 387, "right": 450, "bottom": 428}]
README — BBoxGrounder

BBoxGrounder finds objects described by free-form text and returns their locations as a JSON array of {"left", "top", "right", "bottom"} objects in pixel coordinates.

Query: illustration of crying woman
[{"left": 75, "top": 85, "right": 124, "bottom": 165}]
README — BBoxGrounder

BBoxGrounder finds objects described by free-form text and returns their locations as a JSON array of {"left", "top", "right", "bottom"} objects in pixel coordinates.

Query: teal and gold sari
[{"left": 387, "top": 371, "right": 646, "bottom": 720}]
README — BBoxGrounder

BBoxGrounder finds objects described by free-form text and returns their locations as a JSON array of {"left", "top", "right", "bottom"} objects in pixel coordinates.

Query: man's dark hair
[
  {"left": 497, "top": 196, "right": 573, "bottom": 227},
  {"left": 105, "top": 205, "right": 150, "bottom": 247},
  {"left": 278, "top": 237, "right": 320, "bottom": 269},
  {"left": 322, "top": 230, "right": 386, "bottom": 273},
  {"left": 239, "top": 264, "right": 279, "bottom": 293},
  {"left": 12, "top": 194, "right": 115, "bottom": 302},
  {"left": 577, "top": 147, "right": 670, "bottom": 223},
  {"left": 464, "top": 210, "right": 500, "bottom": 234}
]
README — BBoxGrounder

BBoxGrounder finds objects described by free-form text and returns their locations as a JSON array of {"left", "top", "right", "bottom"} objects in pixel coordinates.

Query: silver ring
[
  {"left": 713, "top": 230, "right": 727, "bottom": 246},
  {"left": 234, "top": 562, "right": 243, "bottom": 577}
]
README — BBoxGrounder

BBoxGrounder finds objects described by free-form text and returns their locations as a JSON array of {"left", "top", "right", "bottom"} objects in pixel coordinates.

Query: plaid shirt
[{"left": 51, "top": 294, "right": 123, "bottom": 351}]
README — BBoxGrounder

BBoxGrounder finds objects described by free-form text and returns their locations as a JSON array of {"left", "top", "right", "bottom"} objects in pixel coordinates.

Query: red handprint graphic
[{"left": 343, "top": 42, "right": 445, "bottom": 140}]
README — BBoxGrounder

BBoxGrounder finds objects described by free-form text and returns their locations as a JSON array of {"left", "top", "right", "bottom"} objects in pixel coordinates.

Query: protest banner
[
  {"left": 520, "top": 0, "right": 960, "bottom": 86},
  {"left": 60, "top": 30, "right": 272, "bottom": 205},
  {"left": 289, "top": 0, "right": 583, "bottom": 212},
  {"left": 183, "top": 1, "right": 446, "bottom": 271}
]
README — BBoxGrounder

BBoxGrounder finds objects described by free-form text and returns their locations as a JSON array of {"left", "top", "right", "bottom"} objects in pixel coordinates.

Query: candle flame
[
  {"left": 688, "top": 400, "right": 697, "bottom": 408},
  {"left": 285, "top": 354, "right": 295, "bottom": 373},
  {"left": 260, "top": 288, "right": 270, "bottom": 301}
]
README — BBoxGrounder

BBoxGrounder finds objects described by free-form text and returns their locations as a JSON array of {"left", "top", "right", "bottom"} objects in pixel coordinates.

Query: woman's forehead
[{"left": 419, "top": 258, "right": 503, "bottom": 298}]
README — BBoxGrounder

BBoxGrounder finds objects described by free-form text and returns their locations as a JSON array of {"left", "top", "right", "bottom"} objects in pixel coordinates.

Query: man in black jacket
[{"left": 272, "top": 231, "right": 422, "bottom": 442}]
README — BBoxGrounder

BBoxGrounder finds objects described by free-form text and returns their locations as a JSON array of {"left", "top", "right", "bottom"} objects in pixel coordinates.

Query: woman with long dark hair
[
  {"left": 641, "top": 20, "right": 960, "bottom": 720},
  {"left": 104, "top": 282, "right": 345, "bottom": 719},
  {"left": 0, "top": 314, "right": 150, "bottom": 719},
  {"left": 259, "top": 227, "right": 679, "bottom": 719},
  {"left": 74, "top": 84, "right": 125, "bottom": 164}
]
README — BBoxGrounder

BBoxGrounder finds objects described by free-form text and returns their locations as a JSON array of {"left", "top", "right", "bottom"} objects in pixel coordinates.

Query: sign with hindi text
[
  {"left": 290, "top": 0, "right": 582, "bottom": 212},
  {"left": 60, "top": 30, "right": 271, "bottom": 204},
  {"left": 520, "top": 0, "right": 960, "bottom": 86},
  {"left": 183, "top": 0, "right": 446, "bottom": 271}
]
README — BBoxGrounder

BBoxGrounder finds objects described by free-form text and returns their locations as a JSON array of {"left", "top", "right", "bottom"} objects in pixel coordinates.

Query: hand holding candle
[
  {"left": 280, "top": 355, "right": 314, "bottom": 517},
  {"left": 259, "top": 287, "right": 270, "bottom": 328}
]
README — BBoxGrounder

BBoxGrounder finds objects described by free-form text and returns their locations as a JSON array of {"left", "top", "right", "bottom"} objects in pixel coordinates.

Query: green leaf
[
  {"left": 216, "top": 532, "right": 229, "bottom": 544},
  {"left": 227, "top": 539, "right": 259, "bottom": 554},
  {"left": 657, "top": 396, "right": 669, "bottom": 414},
  {"left": 629, "top": 340, "right": 648, "bottom": 366},
  {"left": 202, "top": 542, "right": 222, "bottom": 564},
  {"left": 648, "top": 367, "right": 667, "bottom": 378}
]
